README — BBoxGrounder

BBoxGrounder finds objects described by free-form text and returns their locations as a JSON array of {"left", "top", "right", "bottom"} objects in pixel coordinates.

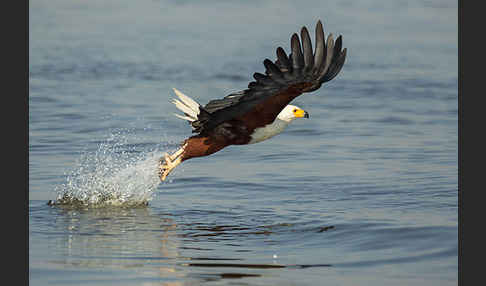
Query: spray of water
[{"left": 52, "top": 129, "right": 172, "bottom": 207}]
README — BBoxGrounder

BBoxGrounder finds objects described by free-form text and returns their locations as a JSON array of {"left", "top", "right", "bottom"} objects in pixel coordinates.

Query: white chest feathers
[{"left": 248, "top": 118, "right": 290, "bottom": 144}]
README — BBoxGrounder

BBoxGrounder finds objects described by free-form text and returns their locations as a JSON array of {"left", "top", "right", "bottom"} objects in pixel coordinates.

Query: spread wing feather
[{"left": 193, "top": 20, "right": 346, "bottom": 134}]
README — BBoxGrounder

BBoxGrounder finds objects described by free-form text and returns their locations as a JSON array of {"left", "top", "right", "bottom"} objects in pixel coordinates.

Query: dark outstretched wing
[
  {"left": 203, "top": 90, "right": 246, "bottom": 114},
  {"left": 193, "top": 20, "right": 347, "bottom": 134}
]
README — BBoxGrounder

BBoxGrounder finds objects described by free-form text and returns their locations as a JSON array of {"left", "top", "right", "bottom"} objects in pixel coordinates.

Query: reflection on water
[
  {"left": 45, "top": 206, "right": 181, "bottom": 277},
  {"left": 32, "top": 197, "right": 458, "bottom": 284},
  {"left": 38, "top": 203, "right": 333, "bottom": 284}
]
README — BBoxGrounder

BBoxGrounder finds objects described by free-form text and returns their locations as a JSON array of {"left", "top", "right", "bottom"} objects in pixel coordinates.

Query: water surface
[{"left": 30, "top": 0, "right": 458, "bottom": 285}]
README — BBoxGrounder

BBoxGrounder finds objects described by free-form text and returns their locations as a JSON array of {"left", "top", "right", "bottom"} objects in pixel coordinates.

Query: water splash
[{"left": 52, "top": 130, "right": 167, "bottom": 207}]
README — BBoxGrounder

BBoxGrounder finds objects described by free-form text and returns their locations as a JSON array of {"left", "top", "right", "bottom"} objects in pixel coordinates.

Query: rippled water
[{"left": 30, "top": 0, "right": 458, "bottom": 285}]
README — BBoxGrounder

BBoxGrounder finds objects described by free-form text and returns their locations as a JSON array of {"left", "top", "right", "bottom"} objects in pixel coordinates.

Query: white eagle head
[{"left": 277, "top": 104, "right": 309, "bottom": 122}]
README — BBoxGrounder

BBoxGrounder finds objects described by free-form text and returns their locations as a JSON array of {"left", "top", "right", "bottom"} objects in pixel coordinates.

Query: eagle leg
[
  {"left": 158, "top": 154, "right": 181, "bottom": 181},
  {"left": 158, "top": 145, "right": 186, "bottom": 181},
  {"left": 168, "top": 145, "right": 186, "bottom": 161}
]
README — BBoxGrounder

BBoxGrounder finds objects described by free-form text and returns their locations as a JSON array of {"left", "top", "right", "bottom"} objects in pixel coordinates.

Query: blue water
[{"left": 29, "top": 0, "right": 458, "bottom": 285}]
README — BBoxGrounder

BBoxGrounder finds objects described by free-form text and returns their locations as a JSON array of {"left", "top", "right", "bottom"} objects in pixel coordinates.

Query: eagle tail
[{"left": 172, "top": 88, "right": 202, "bottom": 122}]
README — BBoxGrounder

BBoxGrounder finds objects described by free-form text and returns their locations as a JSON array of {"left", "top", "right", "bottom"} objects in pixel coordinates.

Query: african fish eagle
[{"left": 159, "top": 20, "right": 347, "bottom": 181}]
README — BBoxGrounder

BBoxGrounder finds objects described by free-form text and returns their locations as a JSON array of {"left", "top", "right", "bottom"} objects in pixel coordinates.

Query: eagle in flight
[{"left": 159, "top": 20, "right": 347, "bottom": 181}]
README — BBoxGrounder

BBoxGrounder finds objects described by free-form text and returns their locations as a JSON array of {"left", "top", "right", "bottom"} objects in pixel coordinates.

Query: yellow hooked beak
[{"left": 293, "top": 108, "right": 310, "bottom": 118}]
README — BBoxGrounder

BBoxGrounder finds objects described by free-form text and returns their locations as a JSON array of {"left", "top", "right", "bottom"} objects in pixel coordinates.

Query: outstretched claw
[
  {"left": 158, "top": 145, "right": 186, "bottom": 181},
  {"left": 158, "top": 152, "right": 182, "bottom": 181},
  {"left": 158, "top": 153, "right": 171, "bottom": 181}
]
